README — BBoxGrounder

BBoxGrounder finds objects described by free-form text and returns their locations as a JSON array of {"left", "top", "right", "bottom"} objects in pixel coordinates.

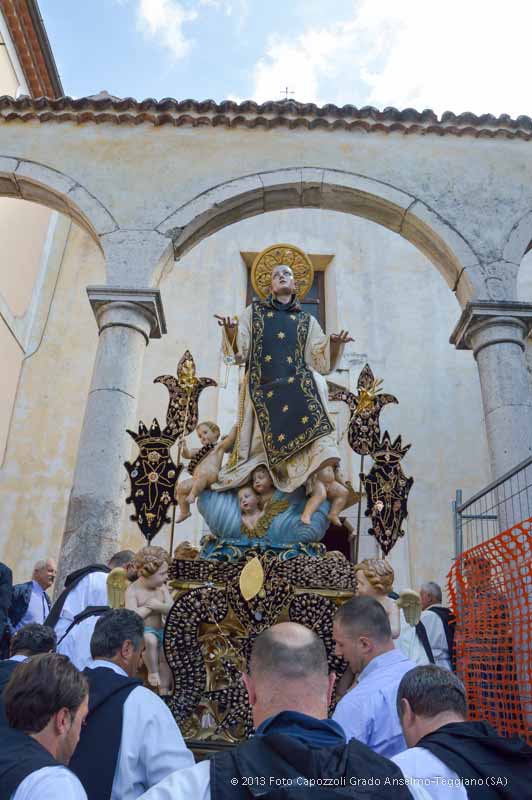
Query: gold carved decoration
[
  {"left": 251, "top": 243, "right": 314, "bottom": 300},
  {"left": 239, "top": 556, "right": 264, "bottom": 601}
]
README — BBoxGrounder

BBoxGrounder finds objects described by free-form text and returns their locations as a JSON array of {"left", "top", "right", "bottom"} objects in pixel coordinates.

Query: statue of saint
[{"left": 214, "top": 257, "right": 353, "bottom": 510}]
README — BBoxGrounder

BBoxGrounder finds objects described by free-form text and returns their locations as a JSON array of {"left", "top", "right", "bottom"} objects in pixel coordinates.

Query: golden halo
[{"left": 251, "top": 243, "right": 314, "bottom": 300}]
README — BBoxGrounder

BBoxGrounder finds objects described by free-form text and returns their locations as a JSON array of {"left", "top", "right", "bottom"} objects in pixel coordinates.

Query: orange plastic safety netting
[{"left": 448, "top": 517, "right": 532, "bottom": 744}]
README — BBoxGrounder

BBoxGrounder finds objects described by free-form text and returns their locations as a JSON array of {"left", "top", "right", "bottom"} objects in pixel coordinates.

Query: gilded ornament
[
  {"left": 251, "top": 243, "right": 314, "bottom": 300},
  {"left": 239, "top": 556, "right": 264, "bottom": 601}
]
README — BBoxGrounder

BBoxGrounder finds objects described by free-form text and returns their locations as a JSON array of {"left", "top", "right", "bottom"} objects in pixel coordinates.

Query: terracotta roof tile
[{"left": 0, "top": 96, "right": 531, "bottom": 139}]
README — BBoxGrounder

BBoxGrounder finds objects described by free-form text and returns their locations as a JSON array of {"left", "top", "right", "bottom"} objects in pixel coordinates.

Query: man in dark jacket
[
  {"left": 69, "top": 608, "right": 192, "bottom": 800},
  {"left": 0, "top": 623, "right": 57, "bottom": 727},
  {"left": 137, "top": 623, "right": 430, "bottom": 800},
  {"left": 0, "top": 652, "right": 88, "bottom": 799},
  {"left": 9, "top": 559, "right": 56, "bottom": 631},
  {"left": 0, "top": 562, "right": 12, "bottom": 658},
  {"left": 392, "top": 665, "right": 532, "bottom": 799}
]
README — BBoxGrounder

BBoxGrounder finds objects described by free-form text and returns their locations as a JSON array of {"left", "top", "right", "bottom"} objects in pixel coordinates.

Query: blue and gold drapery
[{"left": 249, "top": 296, "right": 333, "bottom": 468}]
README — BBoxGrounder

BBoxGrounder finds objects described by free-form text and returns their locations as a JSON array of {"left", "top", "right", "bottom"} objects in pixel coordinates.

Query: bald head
[
  {"left": 250, "top": 622, "right": 328, "bottom": 681},
  {"left": 244, "top": 623, "right": 333, "bottom": 727}
]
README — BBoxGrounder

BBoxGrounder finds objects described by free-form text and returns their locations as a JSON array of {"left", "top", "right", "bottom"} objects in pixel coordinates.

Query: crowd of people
[{"left": 0, "top": 552, "right": 530, "bottom": 800}]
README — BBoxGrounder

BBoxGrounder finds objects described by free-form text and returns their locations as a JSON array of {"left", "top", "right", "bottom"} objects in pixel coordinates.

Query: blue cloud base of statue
[{"left": 197, "top": 487, "right": 330, "bottom": 562}]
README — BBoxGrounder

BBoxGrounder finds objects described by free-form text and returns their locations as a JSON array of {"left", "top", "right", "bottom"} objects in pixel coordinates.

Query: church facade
[{"left": 1, "top": 2, "right": 532, "bottom": 592}]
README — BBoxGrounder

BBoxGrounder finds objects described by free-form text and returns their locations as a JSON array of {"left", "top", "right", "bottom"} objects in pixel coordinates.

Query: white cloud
[
  {"left": 251, "top": 0, "right": 532, "bottom": 117},
  {"left": 137, "top": 0, "right": 197, "bottom": 61}
]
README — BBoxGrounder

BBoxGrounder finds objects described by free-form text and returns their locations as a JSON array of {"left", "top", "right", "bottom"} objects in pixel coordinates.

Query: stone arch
[
  {"left": 157, "top": 167, "right": 481, "bottom": 305},
  {"left": 0, "top": 156, "right": 117, "bottom": 249},
  {"left": 504, "top": 208, "right": 532, "bottom": 266}
]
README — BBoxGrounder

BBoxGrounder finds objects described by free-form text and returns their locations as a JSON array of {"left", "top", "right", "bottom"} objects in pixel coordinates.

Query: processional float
[{"left": 124, "top": 243, "right": 414, "bottom": 751}]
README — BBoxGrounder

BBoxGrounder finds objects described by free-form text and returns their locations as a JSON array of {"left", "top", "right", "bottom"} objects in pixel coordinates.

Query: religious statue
[
  {"left": 125, "top": 546, "right": 173, "bottom": 693},
  {"left": 189, "top": 244, "right": 353, "bottom": 559},
  {"left": 215, "top": 248, "right": 352, "bottom": 497},
  {"left": 174, "top": 421, "right": 237, "bottom": 522}
]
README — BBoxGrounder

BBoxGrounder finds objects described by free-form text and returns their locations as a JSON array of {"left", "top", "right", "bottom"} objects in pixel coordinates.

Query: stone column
[
  {"left": 56, "top": 286, "right": 166, "bottom": 591},
  {"left": 451, "top": 301, "right": 532, "bottom": 482}
]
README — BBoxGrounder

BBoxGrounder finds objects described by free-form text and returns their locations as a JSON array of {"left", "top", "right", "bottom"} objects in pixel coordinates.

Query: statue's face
[
  {"left": 239, "top": 487, "right": 259, "bottom": 512},
  {"left": 149, "top": 560, "right": 168, "bottom": 587},
  {"left": 355, "top": 570, "right": 378, "bottom": 598},
  {"left": 252, "top": 466, "right": 274, "bottom": 494},
  {"left": 197, "top": 423, "right": 218, "bottom": 445},
  {"left": 271, "top": 265, "right": 296, "bottom": 297}
]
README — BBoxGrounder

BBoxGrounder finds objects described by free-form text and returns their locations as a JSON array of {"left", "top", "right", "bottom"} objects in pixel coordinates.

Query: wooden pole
[{"left": 355, "top": 454, "right": 365, "bottom": 558}]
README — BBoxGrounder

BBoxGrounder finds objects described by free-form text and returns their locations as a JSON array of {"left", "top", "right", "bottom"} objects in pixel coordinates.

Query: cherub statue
[
  {"left": 301, "top": 463, "right": 349, "bottom": 526},
  {"left": 355, "top": 557, "right": 428, "bottom": 665},
  {"left": 125, "top": 546, "right": 174, "bottom": 694},
  {"left": 354, "top": 558, "right": 400, "bottom": 636},
  {"left": 175, "top": 421, "right": 237, "bottom": 523},
  {"left": 238, "top": 485, "right": 264, "bottom": 533},
  {"left": 251, "top": 465, "right": 276, "bottom": 508},
  {"left": 336, "top": 557, "right": 402, "bottom": 700}
]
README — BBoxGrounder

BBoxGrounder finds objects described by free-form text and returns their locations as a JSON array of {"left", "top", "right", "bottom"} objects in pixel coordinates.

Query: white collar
[
  {"left": 88, "top": 659, "right": 128, "bottom": 678},
  {"left": 9, "top": 654, "right": 28, "bottom": 663}
]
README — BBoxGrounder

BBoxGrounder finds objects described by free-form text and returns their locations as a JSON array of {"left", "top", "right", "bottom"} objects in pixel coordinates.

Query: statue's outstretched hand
[
  {"left": 214, "top": 314, "right": 237, "bottom": 330},
  {"left": 330, "top": 330, "right": 354, "bottom": 344}
]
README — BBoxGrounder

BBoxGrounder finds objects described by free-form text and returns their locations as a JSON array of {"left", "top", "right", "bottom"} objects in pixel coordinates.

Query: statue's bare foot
[
  {"left": 327, "top": 512, "right": 342, "bottom": 526},
  {"left": 175, "top": 511, "right": 191, "bottom": 524},
  {"left": 186, "top": 494, "right": 197, "bottom": 505},
  {"left": 147, "top": 672, "right": 161, "bottom": 690},
  {"left": 300, "top": 512, "right": 312, "bottom": 525}
]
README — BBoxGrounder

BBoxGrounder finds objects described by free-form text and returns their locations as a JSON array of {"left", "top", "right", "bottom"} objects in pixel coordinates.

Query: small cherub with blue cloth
[{"left": 125, "top": 545, "right": 173, "bottom": 694}]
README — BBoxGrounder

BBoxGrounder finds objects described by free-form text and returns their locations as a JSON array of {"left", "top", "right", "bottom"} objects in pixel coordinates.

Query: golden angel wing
[
  {"left": 396, "top": 589, "right": 422, "bottom": 626},
  {"left": 106, "top": 567, "right": 129, "bottom": 609}
]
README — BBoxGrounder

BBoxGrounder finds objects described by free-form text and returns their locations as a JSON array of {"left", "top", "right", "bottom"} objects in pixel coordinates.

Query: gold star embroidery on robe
[
  {"left": 267, "top": 390, "right": 274, "bottom": 398},
  {"left": 265, "top": 355, "right": 272, "bottom": 362},
  {"left": 287, "top": 356, "right": 293, "bottom": 364},
  {"left": 277, "top": 331, "right": 286, "bottom": 339},
  {"left": 288, "top": 376, "right": 295, "bottom": 384},
  {"left": 301, "top": 415, "right": 309, "bottom": 424},
  {"left": 278, "top": 434, "right": 285, "bottom": 442},
  {"left": 290, "top": 314, "right": 296, "bottom": 320},
  {"left": 282, "top": 405, "right": 289, "bottom": 413},
  {"left": 267, "top": 311, "right": 274, "bottom": 318}
]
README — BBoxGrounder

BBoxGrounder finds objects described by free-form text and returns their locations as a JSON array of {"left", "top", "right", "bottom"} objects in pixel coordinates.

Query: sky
[{"left": 38, "top": 0, "right": 532, "bottom": 118}]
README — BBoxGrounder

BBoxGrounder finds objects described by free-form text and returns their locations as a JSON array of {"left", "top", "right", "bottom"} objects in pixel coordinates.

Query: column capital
[
  {"left": 86, "top": 286, "right": 167, "bottom": 341},
  {"left": 450, "top": 301, "right": 532, "bottom": 354}
]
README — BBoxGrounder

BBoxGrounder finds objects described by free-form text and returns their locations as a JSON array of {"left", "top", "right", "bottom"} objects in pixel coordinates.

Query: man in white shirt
[
  {"left": 0, "top": 652, "right": 89, "bottom": 800},
  {"left": 69, "top": 608, "right": 194, "bottom": 799},
  {"left": 50, "top": 550, "right": 135, "bottom": 643},
  {"left": 9, "top": 559, "right": 56, "bottom": 631},
  {"left": 392, "top": 665, "right": 532, "bottom": 800},
  {"left": 332, "top": 595, "right": 417, "bottom": 756},
  {"left": 138, "top": 622, "right": 431, "bottom": 800},
  {"left": 419, "top": 582, "right": 453, "bottom": 671}
]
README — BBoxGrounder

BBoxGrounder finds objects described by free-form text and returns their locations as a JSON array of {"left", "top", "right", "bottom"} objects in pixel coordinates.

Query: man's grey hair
[
  {"left": 250, "top": 626, "right": 328, "bottom": 681},
  {"left": 397, "top": 665, "right": 467, "bottom": 719},
  {"left": 90, "top": 609, "right": 144, "bottom": 659},
  {"left": 421, "top": 581, "right": 442, "bottom": 603},
  {"left": 108, "top": 550, "right": 135, "bottom": 569},
  {"left": 11, "top": 624, "right": 56, "bottom": 656},
  {"left": 335, "top": 596, "right": 392, "bottom": 643},
  {"left": 33, "top": 559, "right": 51, "bottom": 572}
]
